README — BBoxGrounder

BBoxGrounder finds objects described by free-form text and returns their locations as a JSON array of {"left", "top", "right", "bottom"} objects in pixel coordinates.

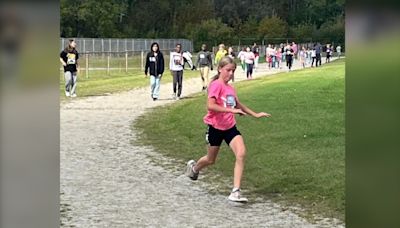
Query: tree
[
  {"left": 258, "top": 15, "right": 288, "bottom": 40},
  {"left": 288, "top": 23, "right": 315, "bottom": 42},
  {"left": 185, "top": 19, "right": 233, "bottom": 51},
  {"left": 60, "top": 0, "right": 128, "bottom": 38}
]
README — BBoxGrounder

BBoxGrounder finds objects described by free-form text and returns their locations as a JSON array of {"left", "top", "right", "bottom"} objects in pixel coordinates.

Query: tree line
[{"left": 61, "top": 0, "right": 344, "bottom": 50}]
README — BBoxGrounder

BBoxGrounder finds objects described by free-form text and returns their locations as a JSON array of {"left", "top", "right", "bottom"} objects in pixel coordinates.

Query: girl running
[{"left": 186, "top": 56, "right": 272, "bottom": 202}]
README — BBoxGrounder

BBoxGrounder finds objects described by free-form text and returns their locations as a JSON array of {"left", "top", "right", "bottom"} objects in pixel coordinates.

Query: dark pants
[
  {"left": 286, "top": 57, "right": 293, "bottom": 70},
  {"left": 311, "top": 57, "right": 316, "bottom": 67},
  {"left": 316, "top": 53, "right": 321, "bottom": 67},
  {"left": 172, "top": 70, "right": 183, "bottom": 97},
  {"left": 246, "top": 63, "right": 254, "bottom": 78}
]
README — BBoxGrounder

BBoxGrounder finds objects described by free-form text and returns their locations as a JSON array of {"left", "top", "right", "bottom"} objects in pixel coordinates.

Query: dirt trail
[{"left": 61, "top": 59, "right": 344, "bottom": 227}]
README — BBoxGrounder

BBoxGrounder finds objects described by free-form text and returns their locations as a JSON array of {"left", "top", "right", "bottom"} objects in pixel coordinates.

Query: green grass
[
  {"left": 133, "top": 59, "right": 345, "bottom": 220},
  {"left": 59, "top": 67, "right": 199, "bottom": 101}
]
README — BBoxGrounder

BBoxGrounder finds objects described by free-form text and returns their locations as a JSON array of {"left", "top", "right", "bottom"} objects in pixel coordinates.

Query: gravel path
[{"left": 61, "top": 59, "right": 344, "bottom": 227}]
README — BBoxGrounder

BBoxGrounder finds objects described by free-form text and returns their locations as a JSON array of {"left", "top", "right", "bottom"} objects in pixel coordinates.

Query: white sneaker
[
  {"left": 176, "top": 96, "right": 180, "bottom": 100},
  {"left": 71, "top": 93, "right": 77, "bottom": 98},
  {"left": 186, "top": 160, "right": 199, "bottom": 180},
  {"left": 228, "top": 189, "right": 248, "bottom": 202},
  {"left": 65, "top": 91, "right": 70, "bottom": 97},
  {"left": 172, "top": 93, "right": 176, "bottom": 100}
]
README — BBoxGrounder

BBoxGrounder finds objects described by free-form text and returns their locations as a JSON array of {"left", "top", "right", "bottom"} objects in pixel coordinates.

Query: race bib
[
  {"left": 199, "top": 54, "right": 205, "bottom": 59},
  {"left": 149, "top": 57, "right": 156, "bottom": 62},
  {"left": 173, "top": 55, "right": 182, "bottom": 65},
  {"left": 226, "top": 95, "right": 236, "bottom": 108},
  {"left": 67, "top": 53, "right": 76, "bottom": 65}
]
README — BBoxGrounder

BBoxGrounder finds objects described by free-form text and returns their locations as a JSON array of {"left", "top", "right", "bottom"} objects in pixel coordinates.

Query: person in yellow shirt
[{"left": 214, "top": 43, "right": 227, "bottom": 65}]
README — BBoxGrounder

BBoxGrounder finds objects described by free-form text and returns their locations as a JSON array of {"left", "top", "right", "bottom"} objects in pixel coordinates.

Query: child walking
[
  {"left": 196, "top": 44, "right": 213, "bottom": 91},
  {"left": 244, "top": 47, "right": 255, "bottom": 79},
  {"left": 145, "top": 42, "right": 165, "bottom": 101},
  {"left": 186, "top": 56, "right": 272, "bottom": 202}
]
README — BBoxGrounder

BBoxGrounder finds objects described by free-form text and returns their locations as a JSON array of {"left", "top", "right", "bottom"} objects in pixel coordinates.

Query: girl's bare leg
[
  {"left": 229, "top": 135, "right": 246, "bottom": 189},
  {"left": 193, "top": 146, "right": 219, "bottom": 172}
]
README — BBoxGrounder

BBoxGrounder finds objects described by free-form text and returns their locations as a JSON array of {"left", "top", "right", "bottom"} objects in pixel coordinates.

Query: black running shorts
[{"left": 205, "top": 125, "right": 241, "bottom": 146}]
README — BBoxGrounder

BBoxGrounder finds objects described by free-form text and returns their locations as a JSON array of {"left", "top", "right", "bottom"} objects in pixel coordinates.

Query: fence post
[
  {"left": 85, "top": 53, "right": 89, "bottom": 78},
  {"left": 141, "top": 50, "right": 144, "bottom": 70},
  {"left": 107, "top": 52, "right": 110, "bottom": 75},
  {"left": 125, "top": 51, "right": 128, "bottom": 73}
]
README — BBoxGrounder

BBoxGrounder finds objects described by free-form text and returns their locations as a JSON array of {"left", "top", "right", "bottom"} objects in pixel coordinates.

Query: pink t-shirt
[{"left": 203, "top": 79, "right": 239, "bottom": 130}]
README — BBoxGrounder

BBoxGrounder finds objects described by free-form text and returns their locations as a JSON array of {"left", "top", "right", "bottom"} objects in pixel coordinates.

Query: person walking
[
  {"left": 215, "top": 43, "right": 227, "bottom": 65},
  {"left": 285, "top": 43, "right": 294, "bottom": 71},
  {"left": 60, "top": 39, "right": 79, "bottom": 98},
  {"left": 237, "top": 47, "right": 246, "bottom": 73},
  {"left": 244, "top": 47, "right": 255, "bottom": 79},
  {"left": 336, "top": 44, "right": 342, "bottom": 58},
  {"left": 227, "top": 46, "right": 236, "bottom": 82},
  {"left": 306, "top": 47, "right": 312, "bottom": 66},
  {"left": 299, "top": 46, "right": 306, "bottom": 68},
  {"left": 275, "top": 46, "right": 282, "bottom": 69},
  {"left": 292, "top": 41, "right": 298, "bottom": 63},
  {"left": 186, "top": 56, "right": 272, "bottom": 202},
  {"left": 145, "top": 42, "right": 165, "bottom": 101},
  {"left": 266, "top": 44, "right": 274, "bottom": 69},
  {"left": 196, "top": 44, "right": 213, "bottom": 91},
  {"left": 326, "top": 44, "right": 332, "bottom": 63},
  {"left": 315, "top": 42, "right": 322, "bottom": 67},
  {"left": 252, "top": 42, "right": 259, "bottom": 70},
  {"left": 170, "top": 43, "right": 184, "bottom": 100},
  {"left": 311, "top": 46, "right": 317, "bottom": 67}
]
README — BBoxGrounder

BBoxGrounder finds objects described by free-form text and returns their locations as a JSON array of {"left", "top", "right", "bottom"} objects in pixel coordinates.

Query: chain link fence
[
  {"left": 60, "top": 38, "right": 193, "bottom": 53},
  {"left": 60, "top": 38, "right": 193, "bottom": 78}
]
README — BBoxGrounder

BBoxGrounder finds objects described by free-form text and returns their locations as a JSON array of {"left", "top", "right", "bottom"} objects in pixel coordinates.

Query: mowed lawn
[
  {"left": 134, "top": 60, "right": 345, "bottom": 220},
  {"left": 59, "top": 68, "right": 199, "bottom": 101}
]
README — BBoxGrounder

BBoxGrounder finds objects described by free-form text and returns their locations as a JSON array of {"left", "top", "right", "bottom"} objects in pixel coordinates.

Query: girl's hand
[
  {"left": 232, "top": 108, "right": 246, "bottom": 116},
  {"left": 255, "top": 112, "right": 271, "bottom": 118}
]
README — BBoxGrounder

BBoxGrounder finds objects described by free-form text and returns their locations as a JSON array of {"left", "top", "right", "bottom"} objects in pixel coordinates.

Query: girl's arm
[
  {"left": 169, "top": 53, "right": 174, "bottom": 70},
  {"left": 207, "top": 97, "right": 246, "bottom": 115},
  {"left": 236, "top": 100, "right": 271, "bottom": 118},
  {"left": 60, "top": 57, "right": 66, "bottom": 66}
]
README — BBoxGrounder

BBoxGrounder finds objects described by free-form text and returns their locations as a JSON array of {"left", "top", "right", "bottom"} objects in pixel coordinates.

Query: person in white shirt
[
  {"left": 237, "top": 47, "right": 246, "bottom": 73},
  {"left": 311, "top": 48, "right": 317, "bottom": 67},
  {"left": 266, "top": 44, "right": 274, "bottom": 69},
  {"left": 170, "top": 43, "right": 184, "bottom": 100},
  {"left": 336, "top": 45, "right": 342, "bottom": 58},
  {"left": 244, "top": 47, "right": 255, "bottom": 79}
]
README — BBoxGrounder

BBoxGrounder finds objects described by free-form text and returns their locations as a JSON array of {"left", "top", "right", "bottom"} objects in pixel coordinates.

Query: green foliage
[
  {"left": 61, "top": 0, "right": 128, "bottom": 37},
  {"left": 314, "top": 16, "right": 345, "bottom": 45},
  {"left": 185, "top": 19, "right": 233, "bottom": 50},
  {"left": 258, "top": 15, "right": 289, "bottom": 40},
  {"left": 289, "top": 23, "right": 316, "bottom": 42},
  {"left": 61, "top": 0, "right": 345, "bottom": 49}
]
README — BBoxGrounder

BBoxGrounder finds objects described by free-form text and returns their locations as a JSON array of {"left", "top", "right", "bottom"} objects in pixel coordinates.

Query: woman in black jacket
[{"left": 145, "top": 42, "right": 165, "bottom": 101}]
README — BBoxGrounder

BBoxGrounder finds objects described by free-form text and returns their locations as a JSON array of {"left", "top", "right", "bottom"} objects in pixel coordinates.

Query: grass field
[
  {"left": 59, "top": 67, "right": 200, "bottom": 101},
  {"left": 134, "top": 59, "right": 345, "bottom": 220}
]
